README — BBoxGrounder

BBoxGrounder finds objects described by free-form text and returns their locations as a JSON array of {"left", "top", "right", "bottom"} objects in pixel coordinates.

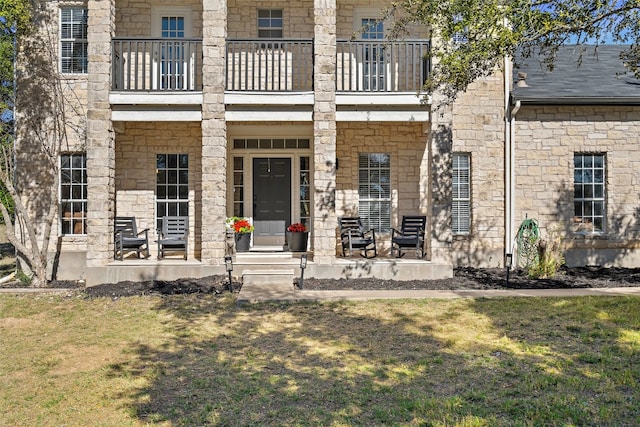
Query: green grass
[{"left": 2, "top": 293, "right": 640, "bottom": 426}]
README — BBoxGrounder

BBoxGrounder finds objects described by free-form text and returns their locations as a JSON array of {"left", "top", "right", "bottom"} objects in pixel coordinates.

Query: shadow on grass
[{"left": 109, "top": 296, "right": 640, "bottom": 426}]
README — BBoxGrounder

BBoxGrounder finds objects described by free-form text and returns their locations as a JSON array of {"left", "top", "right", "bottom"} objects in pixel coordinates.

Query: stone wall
[
  {"left": 115, "top": 0, "right": 203, "bottom": 37},
  {"left": 514, "top": 105, "right": 640, "bottom": 266},
  {"left": 228, "top": 0, "right": 313, "bottom": 38},
  {"left": 450, "top": 73, "right": 507, "bottom": 267},
  {"left": 335, "top": 121, "right": 428, "bottom": 256},
  {"left": 115, "top": 122, "right": 203, "bottom": 258}
]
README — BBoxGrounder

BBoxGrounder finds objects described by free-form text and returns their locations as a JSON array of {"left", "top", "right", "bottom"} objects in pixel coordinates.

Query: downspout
[
  {"left": 507, "top": 99, "right": 521, "bottom": 257},
  {"left": 504, "top": 50, "right": 520, "bottom": 260}
]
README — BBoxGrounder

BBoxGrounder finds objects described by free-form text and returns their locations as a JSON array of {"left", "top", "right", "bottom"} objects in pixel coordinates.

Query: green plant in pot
[
  {"left": 227, "top": 216, "right": 254, "bottom": 252},
  {"left": 287, "top": 222, "right": 309, "bottom": 252}
]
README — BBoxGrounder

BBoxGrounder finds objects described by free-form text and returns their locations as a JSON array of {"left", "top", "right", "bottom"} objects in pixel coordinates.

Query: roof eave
[{"left": 510, "top": 96, "right": 640, "bottom": 106}]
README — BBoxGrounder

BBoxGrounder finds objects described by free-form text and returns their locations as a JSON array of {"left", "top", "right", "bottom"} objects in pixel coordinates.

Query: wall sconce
[
  {"left": 505, "top": 253, "right": 513, "bottom": 286},
  {"left": 299, "top": 254, "right": 308, "bottom": 289},
  {"left": 225, "top": 255, "right": 234, "bottom": 293}
]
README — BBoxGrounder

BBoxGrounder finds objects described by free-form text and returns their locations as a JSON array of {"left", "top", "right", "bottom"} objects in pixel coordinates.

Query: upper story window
[
  {"left": 162, "top": 16, "right": 185, "bottom": 38},
  {"left": 60, "top": 153, "right": 87, "bottom": 235},
  {"left": 258, "top": 9, "right": 283, "bottom": 38},
  {"left": 60, "top": 7, "right": 88, "bottom": 74},
  {"left": 574, "top": 153, "right": 606, "bottom": 233},
  {"left": 361, "top": 18, "right": 384, "bottom": 40},
  {"left": 452, "top": 153, "right": 471, "bottom": 234}
]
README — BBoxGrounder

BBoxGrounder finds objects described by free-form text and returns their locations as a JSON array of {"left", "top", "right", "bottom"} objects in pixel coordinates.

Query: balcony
[
  {"left": 112, "top": 38, "right": 203, "bottom": 92},
  {"left": 111, "top": 38, "right": 430, "bottom": 94},
  {"left": 336, "top": 40, "right": 430, "bottom": 93}
]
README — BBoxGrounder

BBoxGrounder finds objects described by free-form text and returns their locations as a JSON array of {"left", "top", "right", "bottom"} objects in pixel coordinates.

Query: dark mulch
[{"left": 64, "top": 265, "right": 640, "bottom": 299}]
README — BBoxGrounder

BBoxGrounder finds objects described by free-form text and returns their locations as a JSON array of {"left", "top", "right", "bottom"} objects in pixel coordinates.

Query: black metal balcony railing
[
  {"left": 336, "top": 40, "right": 430, "bottom": 92},
  {"left": 226, "top": 39, "right": 314, "bottom": 91},
  {"left": 110, "top": 38, "right": 430, "bottom": 93},
  {"left": 112, "top": 38, "right": 203, "bottom": 91}
]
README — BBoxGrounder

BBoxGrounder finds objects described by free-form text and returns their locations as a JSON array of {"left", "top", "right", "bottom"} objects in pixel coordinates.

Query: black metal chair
[
  {"left": 114, "top": 216, "right": 150, "bottom": 260},
  {"left": 157, "top": 216, "right": 189, "bottom": 260},
  {"left": 391, "top": 215, "right": 426, "bottom": 258},
  {"left": 338, "top": 217, "right": 377, "bottom": 258}
]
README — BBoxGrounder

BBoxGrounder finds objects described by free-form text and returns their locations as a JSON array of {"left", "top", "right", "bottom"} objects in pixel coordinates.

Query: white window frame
[
  {"left": 151, "top": 7, "right": 192, "bottom": 38},
  {"left": 60, "top": 153, "right": 87, "bottom": 235},
  {"left": 573, "top": 153, "right": 606, "bottom": 234},
  {"left": 452, "top": 153, "right": 471, "bottom": 235},
  {"left": 257, "top": 9, "right": 283, "bottom": 38},
  {"left": 358, "top": 153, "right": 391, "bottom": 233},
  {"left": 59, "top": 6, "right": 88, "bottom": 74}
]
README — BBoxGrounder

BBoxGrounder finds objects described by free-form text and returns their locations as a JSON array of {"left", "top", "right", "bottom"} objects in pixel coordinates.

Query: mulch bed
[{"left": 60, "top": 266, "right": 640, "bottom": 298}]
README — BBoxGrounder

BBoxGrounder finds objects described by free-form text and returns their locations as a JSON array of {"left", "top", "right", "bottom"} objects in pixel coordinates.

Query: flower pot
[
  {"left": 287, "top": 231, "right": 309, "bottom": 252},
  {"left": 235, "top": 232, "right": 251, "bottom": 252}
]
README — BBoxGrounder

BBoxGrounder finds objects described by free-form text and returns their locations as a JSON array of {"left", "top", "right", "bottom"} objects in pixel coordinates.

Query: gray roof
[{"left": 511, "top": 45, "right": 640, "bottom": 105}]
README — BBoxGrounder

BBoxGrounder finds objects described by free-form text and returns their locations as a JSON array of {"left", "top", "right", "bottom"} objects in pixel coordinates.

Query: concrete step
[
  {"left": 242, "top": 269, "right": 295, "bottom": 288},
  {"left": 235, "top": 253, "right": 310, "bottom": 265}
]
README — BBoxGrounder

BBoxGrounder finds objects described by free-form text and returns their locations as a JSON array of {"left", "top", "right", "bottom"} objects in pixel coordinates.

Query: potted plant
[
  {"left": 286, "top": 222, "right": 309, "bottom": 252},
  {"left": 226, "top": 216, "right": 254, "bottom": 252}
]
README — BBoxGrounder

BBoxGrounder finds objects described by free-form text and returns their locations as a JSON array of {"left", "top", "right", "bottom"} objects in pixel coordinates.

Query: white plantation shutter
[
  {"left": 358, "top": 153, "right": 391, "bottom": 232},
  {"left": 452, "top": 153, "right": 470, "bottom": 234}
]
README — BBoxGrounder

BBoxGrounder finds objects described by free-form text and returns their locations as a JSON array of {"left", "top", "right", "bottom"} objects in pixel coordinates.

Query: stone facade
[
  {"left": 115, "top": 122, "right": 202, "bottom": 258},
  {"left": 34, "top": 0, "right": 640, "bottom": 285},
  {"left": 450, "top": 74, "right": 507, "bottom": 267},
  {"left": 514, "top": 105, "right": 640, "bottom": 267},
  {"left": 335, "top": 122, "right": 428, "bottom": 256}
]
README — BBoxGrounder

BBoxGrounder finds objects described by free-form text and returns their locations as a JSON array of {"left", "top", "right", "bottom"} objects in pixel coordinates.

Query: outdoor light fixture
[
  {"left": 225, "top": 255, "right": 234, "bottom": 293},
  {"left": 299, "top": 254, "right": 308, "bottom": 290},
  {"left": 505, "top": 253, "right": 513, "bottom": 286}
]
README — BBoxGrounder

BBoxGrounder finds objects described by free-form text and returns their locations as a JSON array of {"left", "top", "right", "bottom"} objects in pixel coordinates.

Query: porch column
[
  {"left": 312, "top": 0, "right": 338, "bottom": 264},
  {"left": 429, "top": 102, "right": 454, "bottom": 264},
  {"left": 201, "top": 0, "right": 228, "bottom": 264},
  {"left": 86, "top": 0, "right": 116, "bottom": 268}
]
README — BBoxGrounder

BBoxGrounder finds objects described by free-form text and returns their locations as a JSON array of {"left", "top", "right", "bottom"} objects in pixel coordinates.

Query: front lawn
[{"left": 1, "top": 293, "right": 639, "bottom": 426}]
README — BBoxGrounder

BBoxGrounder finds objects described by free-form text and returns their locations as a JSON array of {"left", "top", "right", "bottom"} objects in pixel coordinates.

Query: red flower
[
  {"left": 232, "top": 219, "right": 254, "bottom": 234},
  {"left": 287, "top": 223, "right": 307, "bottom": 232}
]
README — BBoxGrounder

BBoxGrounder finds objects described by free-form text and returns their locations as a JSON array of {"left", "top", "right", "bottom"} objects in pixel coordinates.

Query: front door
[{"left": 253, "top": 158, "right": 291, "bottom": 246}]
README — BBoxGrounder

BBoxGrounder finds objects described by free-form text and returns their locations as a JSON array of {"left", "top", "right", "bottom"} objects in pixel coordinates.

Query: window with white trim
[
  {"left": 60, "top": 7, "right": 88, "bottom": 74},
  {"left": 359, "top": 153, "right": 391, "bottom": 232},
  {"left": 60, "top": 153, "right": 87, "bottom": 234},
  {"left": 156, "top": 154, "right": 189, "bottom": 229},
  {"left": 258, "top": 9, "right": 283, "bottom": 38},
  {"left": 452, "top": 153, "right": 471, "bottom": 234},
  {"left": 574, "top": 153, "right": 606, "bottom": 233}
]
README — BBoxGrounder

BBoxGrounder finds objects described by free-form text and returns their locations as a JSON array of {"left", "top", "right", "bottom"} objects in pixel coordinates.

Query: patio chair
[
  {"left": 338, "top": 217, "right": 377, "bottom": 258},
  {"left": 391, "top": 215, "right": 426, "bottom": 258},
  {"left": 157, "top": 216, "right": 189, "bottom": 260},
  {"left": 114, "top": 216, "right": 150, "bottom": 260}
]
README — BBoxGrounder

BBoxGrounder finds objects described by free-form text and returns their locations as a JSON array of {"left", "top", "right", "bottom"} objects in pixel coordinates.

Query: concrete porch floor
[{"left": 84, "top": 250, "right": 453, "bottom": 286}]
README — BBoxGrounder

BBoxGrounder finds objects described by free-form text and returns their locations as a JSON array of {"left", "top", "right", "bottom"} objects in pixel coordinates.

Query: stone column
[
  {"left": 312, "top": 0, "right": 338, "bottom": 264},
  {"left": 429, "top": 101, "right": 453, "bottom": 264},
  {"left": 86, "top": 0, "right": 116, "bottom": 268},
  {"left": 200, "top": 0, "right": 228, "bottom": 264}
]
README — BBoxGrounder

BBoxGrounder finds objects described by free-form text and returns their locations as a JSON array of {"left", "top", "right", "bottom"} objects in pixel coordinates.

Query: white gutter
[{"left": 507, "top": 99, "right": 521, "bottom": 258}]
